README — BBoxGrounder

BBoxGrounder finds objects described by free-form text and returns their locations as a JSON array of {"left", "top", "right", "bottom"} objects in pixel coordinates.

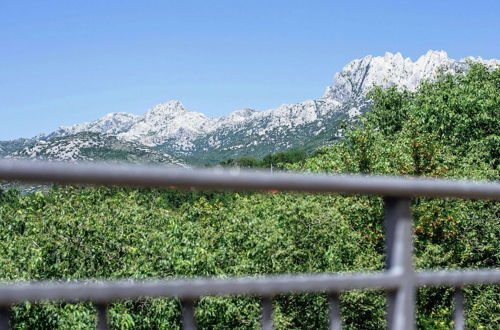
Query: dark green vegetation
[
  {"left": 1, "top": 64, "right": 499, "bottom": 329},
  {"left": 219, "top": 150, "right": 308, "bottom": 169}
]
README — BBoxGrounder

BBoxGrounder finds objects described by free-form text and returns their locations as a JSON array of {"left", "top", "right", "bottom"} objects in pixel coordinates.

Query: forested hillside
[{"left": 0, "top": 64, "right": 498, "bottom": 329}]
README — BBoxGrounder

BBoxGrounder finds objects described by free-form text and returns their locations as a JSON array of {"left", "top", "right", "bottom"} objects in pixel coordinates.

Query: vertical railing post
[
  {"left": 328, "top": 293, "right": 341, "bottom": 330},
  {"left": 0, "top": 307, "right": 9, "bottom": 330},
  {"left": 96, "top": 304, "right": 108, "bottom": 330},
  {"left": 261, "top": 297, "right": 273, "bottom": 330},
  {"left": 453, "top": 288, "right": 465, "bottom": 330},
  {"left": 384, "top": 197, "right": 415, "bottom": 330},
  {"left": 181, "top": 299, "right": 196, "bottom": 330}
]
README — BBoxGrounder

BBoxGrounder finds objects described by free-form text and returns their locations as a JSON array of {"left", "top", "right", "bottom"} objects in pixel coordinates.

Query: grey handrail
[{"left": 0, "top": 160, "right": 499, "bottom": 199}]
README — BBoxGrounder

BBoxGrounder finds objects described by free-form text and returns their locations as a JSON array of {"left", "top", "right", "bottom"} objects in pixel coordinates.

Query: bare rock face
[{"left": 322, "top": 50, "right": 498, "bottom": 102}]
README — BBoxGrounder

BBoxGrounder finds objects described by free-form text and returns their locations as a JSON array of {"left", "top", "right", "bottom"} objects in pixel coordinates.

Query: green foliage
[
  {"left": 1, "top": 65, "right": 499, "bottom": 328},
  {"left": 0, "top": 187, "right": 20, "bottom": 205},
  {"left": 219, "top": 150, "right": 308, "bottom": 169},
  {"left": 261, "top": 150, "right": 308, "bottom": 168}
]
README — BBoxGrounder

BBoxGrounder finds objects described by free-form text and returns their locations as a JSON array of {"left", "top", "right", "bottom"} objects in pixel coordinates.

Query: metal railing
[{"left": 0, "top": 160, "right": 499, "bottom": 330}]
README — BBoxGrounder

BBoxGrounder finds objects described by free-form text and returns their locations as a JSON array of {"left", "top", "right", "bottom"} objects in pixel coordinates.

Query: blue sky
[{"left": 1, "top": 0, "right": 499, "bottom": 140}]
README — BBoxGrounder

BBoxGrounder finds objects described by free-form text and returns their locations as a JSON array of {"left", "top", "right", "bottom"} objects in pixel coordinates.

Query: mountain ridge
[{"left": 3, "top": 50, "right": 498, "bottom": 164}]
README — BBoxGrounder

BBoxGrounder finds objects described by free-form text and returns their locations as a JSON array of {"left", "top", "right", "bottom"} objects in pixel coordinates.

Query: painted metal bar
[
  {"left": 0, "top": 307, "right": 9, "bottom": 330},
  {"left": 181, "top": 300, "right": 196, "bottom": 330},
  {"left": 384, "top": 197, "right": 415, "bottom": 330},
  {"left": 453, "top": 288, "right": 465, "bottom": 330},
  {"left": 0, "top": 269, "right": 498, "bottom": 305},
  {"left": 0, "top": 273, "right": 401, "bottom": 305},
  {"left": 261, "top": 297, "right": 273, "bottom": 330},
  {"left": 0, "top": 160, "right": 499, "bottom": 199},
  {"left": 96, "top": 304, "right": 108, "bottom": 330},
  {"left": 415, "top": 270, "right": 500, "bottom": 286},
  {"left": 328, "top": 293, "right": 341, "bottom": 330}
]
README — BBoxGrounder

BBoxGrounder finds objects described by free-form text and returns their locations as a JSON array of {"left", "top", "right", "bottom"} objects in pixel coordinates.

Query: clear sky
[{"left": 1, "top": 0, "right": 499, "bottom": 140}]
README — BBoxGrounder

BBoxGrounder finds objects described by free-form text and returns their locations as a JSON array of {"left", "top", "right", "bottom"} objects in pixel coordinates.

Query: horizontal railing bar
[
  {"left": 0, "top": 273, "right": 401, "bottom": 304},
  {"left": 0, "top": 269, "right": 498, "bottom": 305},
  {"left": 415, "top": 270, "right": 500, "bottom": 286},
  {"left": 0, "top": 160, "right": 499, "bottom": 199}
]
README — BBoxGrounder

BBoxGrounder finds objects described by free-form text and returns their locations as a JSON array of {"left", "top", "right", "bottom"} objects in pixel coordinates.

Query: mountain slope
[
  {"left": 175, "top": 98, "right": 349, "bottom": 163},
  {"left": 44, "top": 113, "right": 141, "bottom": 140},
  {"left": 9, "top": 132, "right": 184, "bottom": 165},
  {"left": 0, "top": 138, "right": 36, "bottom": 157}
]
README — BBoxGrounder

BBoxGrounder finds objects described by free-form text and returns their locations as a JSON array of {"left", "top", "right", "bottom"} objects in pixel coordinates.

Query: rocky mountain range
[{"left": 2, "top": 50, "right": 498, "bottom": 165}]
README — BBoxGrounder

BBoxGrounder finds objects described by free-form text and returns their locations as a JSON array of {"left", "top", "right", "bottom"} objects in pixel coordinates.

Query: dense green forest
[{"left": 1, "top": 64, "right": 498, "bottom": 329}]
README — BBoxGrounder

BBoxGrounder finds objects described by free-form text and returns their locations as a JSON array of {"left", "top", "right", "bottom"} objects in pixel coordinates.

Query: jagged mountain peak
[
  {"left": 145, "top": 100, "right": 189, "bottom": 117},
  {"left": 232, "top": 108, "right": 258, "bottom": 116},
  {"left": 460, "top": 55, "right": 500, "bottom": 68},
  {"left": 119, "top": 101, "right": 210, "bottom": 147},
  {"left": 216, "top": 108, "right": 259, "bottom": 123},
  {"left": 382, "top": 51, "right": 404, "bottom": 60},
  {"left": 418, "top": 49, "right": 449, "bottom": 59},
  {"left": 321, "top": 49, "right": 480, "bottom": 102}
]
